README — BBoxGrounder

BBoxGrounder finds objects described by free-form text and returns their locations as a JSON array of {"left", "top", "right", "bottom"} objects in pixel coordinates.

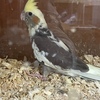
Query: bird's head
[{"left": 21, "top": 0, "right": 47, "bottom": 29}]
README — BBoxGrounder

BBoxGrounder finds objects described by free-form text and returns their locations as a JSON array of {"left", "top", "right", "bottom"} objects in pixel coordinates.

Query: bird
[{"left": 21, "top": 0, "right": 100, "bottom": 81}]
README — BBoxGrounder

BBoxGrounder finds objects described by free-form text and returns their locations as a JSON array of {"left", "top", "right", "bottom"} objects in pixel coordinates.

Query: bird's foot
[{"left": 25, "top": 70, "right": 48, "bottom": 81}]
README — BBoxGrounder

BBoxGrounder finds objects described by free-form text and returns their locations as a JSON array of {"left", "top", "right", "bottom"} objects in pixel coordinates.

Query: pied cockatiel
[{"left": 21, "top": 0, "right": 100, "bottom": 81}]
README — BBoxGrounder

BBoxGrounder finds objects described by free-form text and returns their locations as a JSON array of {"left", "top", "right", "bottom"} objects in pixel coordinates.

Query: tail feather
[{"left": 71, "top": 64, "right": 100, "bottom": 81}]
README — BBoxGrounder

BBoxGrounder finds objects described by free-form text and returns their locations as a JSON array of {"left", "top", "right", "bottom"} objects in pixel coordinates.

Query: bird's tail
[
  {"left": 71, "top": 64, "right": 100, "bottom": 81},
  {"left": 57, "top": 58, "right": 100, "bottom": 81}
]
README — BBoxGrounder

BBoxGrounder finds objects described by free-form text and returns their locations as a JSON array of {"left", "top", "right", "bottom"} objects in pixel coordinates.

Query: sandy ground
[{"left": 0, "top": 55, "right": 100, "bottom": 100}]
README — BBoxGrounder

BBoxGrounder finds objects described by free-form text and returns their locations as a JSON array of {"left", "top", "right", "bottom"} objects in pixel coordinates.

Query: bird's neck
[{"left": 29, "top": 24, "right": 48, "bottom": 38}]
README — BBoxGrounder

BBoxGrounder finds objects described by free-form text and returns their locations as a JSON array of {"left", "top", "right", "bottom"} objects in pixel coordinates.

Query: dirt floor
[{"left": 0, "top": 55, "right": 100, "bottom": 100}]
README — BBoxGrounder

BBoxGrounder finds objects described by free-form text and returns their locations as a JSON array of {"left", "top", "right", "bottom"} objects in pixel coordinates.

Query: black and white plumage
[
  {"left": 21, "top": 0, "right": 100, "bottom": 81},
  {"left": 31, "top": 27, "right": 90, "bottom": 76}
]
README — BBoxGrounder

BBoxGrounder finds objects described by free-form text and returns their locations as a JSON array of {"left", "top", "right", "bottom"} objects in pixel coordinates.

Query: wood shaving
[
  {"left": 84, "top": 55, "right": 100, "bottom": 68},
  {"left": 0, "top": 55, "right": 100, "bottom": 100}
]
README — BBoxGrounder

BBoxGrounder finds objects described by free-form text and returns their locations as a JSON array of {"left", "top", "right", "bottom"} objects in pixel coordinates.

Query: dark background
[{"left": 0, "top": 0, "right": 100, "bottom": 61}]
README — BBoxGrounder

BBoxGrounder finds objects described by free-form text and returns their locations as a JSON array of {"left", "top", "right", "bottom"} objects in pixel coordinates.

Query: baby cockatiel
[{"left": 21, "top": 0, "right": 100, "bottom": 81}]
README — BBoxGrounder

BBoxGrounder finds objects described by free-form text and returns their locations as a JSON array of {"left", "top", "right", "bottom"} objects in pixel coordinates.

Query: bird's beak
[{"left": 20, "top": 11, "right": 26, "bottom": 21}]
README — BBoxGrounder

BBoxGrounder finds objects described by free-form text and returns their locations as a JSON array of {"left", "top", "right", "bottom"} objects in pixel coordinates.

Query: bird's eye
[{"left": 28, "top": 12, "right": 32, "bottom": 16}]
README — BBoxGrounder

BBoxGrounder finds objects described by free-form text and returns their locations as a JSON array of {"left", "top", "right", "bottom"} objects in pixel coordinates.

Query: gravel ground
[{"left": 0, "top": 55, "right": 100, "bottom": 100}]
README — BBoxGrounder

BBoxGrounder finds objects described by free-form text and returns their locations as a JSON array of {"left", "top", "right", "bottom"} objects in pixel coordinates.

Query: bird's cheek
[{"left": 32, "top": 16, "right": 40, "bottom": 25}]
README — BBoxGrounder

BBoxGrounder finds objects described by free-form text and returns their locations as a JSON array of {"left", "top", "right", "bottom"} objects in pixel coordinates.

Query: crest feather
[{"left": 24, "top": 0, "right": 38, "bottom": 12}]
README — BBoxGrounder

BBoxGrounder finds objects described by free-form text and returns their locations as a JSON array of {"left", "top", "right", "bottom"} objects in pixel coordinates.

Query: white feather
[
  {"left": 70, "top": 64, "right": 100, "bottom": 81},
  {"left": 48, "top": 31, "right": 69, "bottom": 51},
  {"left": 53, "top": 40, "right": 69, "bottom": 51},
  {"left": 52, "top": 53, "right": 57, "bottom": 57}
]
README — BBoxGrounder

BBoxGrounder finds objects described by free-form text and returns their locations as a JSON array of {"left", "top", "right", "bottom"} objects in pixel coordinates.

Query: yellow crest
[{"left": 24, "top": 0, "right": 38, "bottom": 12}]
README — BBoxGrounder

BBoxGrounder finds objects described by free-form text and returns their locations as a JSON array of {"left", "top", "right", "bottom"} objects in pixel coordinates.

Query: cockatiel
[{"left": 21, "top": 0, "right": 100, "bottom": 81}]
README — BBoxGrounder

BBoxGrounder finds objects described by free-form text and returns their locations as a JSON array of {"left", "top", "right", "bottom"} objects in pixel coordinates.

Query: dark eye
[{"left": 28, "top": 12, "right": 32, "bottom": 16}]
